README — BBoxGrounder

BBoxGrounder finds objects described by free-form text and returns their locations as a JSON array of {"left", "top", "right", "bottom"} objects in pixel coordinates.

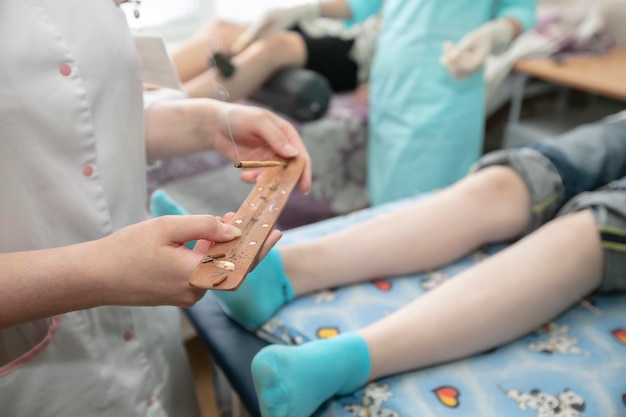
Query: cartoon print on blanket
[
  {"left": 432, "top": 386, "right": 461, "bottom": 408},
  {"left": 343, "top": 383, "right": 400, "bottom": 417},
  {"left": 505, "top": 387, "right": 585, "bottom": 417},
  {"left": 612, "top": 328, "right": 626, "bottom": 345},
  {"left": 527, "top": 322, "right": 590, "bottom": 357},
  {"left": 420, "top": 270, "right": 451, "bottom": 291}
]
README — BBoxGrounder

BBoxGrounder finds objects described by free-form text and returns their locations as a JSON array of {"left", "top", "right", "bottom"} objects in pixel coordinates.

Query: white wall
[
  {"left": 133, "top": 0, "right": 626, "bottom": 46},
  {"left": 126, "top": 0, "right": 304, "bottom": 45}
]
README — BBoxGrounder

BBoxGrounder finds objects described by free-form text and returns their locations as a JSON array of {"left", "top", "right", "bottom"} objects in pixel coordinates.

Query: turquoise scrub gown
[{"left": 347, "top": 0, "right": 536, "bottom": 205}]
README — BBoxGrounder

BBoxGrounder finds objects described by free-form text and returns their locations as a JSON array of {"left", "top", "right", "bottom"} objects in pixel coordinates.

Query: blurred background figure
[
  {"left": 170, "top": 15, "right": 379, "bottom": 103},
  {"left": 226, "top": 0, "right": 537, "bottom": 205}
]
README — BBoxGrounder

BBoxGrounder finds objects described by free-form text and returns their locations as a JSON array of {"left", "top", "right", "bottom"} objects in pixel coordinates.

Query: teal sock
[
  {"left": 214, "top": 248, "right": 294, "bottom": 329},
  {"left": 251, "top": 332, "right": 371, "bottom": 417},
  {"left": 149, "top": 189, "right": 195, "bottom": 249},
  {"left": 150, "top": 189, "right": 189, "bottom": 216}
]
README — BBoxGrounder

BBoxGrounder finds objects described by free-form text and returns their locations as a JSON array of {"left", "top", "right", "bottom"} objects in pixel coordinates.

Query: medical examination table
[{"left": 186, "top": 196, "right": 626, "bottom": 417}]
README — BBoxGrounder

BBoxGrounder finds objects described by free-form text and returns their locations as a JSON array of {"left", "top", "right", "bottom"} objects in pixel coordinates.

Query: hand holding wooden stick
[{"left": 190, "top": 156, "right": 305, "bottom": 290}]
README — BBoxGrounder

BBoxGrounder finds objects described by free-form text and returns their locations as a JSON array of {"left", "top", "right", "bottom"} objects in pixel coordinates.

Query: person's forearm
[
  {"left": 0, "top": 241, "right": 110, "bottom": 328},
  {"left": 318, "top": 0, "right": 353, "bottom": 19},
  {"left": 144, "top": 98, "right": 219, "bottom": 162}
]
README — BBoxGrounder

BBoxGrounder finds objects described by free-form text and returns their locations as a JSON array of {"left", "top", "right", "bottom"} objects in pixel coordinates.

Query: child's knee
[
  {"left": 468, "top": 165, "right": 526, "bottom": 196},
  {"left": 557, "top": 179, "right": 626, "bottom": 293},
  {"left": 470, "top": 148, "right": 564, "bottom": 234}
]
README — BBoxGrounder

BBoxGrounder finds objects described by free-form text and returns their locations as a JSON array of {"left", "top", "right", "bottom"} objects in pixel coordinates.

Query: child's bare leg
[
  {"left": 171, "top": 20, "right": 246, "bottom": 84},
  {"left": 285, "top": 165, "right": 531, "bottom": 294},
  {"left": 362, "top": 209, "right": 602, "bottom": 378},
  {"left": 183, "top": 31, "right": 307, "bottom": 100},
  {"left": 215, "top": 166, "right": 531, "bottom": 328},
  {"left": 252, "top": 210, "right": 603, "bottom": 417}
]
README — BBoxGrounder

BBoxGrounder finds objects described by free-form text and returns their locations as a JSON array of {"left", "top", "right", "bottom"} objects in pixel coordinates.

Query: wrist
[
  {"left": 193, "top": 99, "right": 221, "bottom": 150},
  {"left": 0, "top": 243, "right": 112, "bottom": 327},
  {"left": 487, "top": 19, "right": 515, "bottom": 54},
  {"left": 146, "top": 98, "right": 219, "bottom": 159},
  {"left": 77, "top": 238, "right": 123, "bottom": 306}
]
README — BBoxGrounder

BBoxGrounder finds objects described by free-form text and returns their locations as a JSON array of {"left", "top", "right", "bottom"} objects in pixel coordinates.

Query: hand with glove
[
  {"left": 440, "top": 18, "right": 519, "bottom": 79},
  {"left": 231, "top": 1, "right": 321, "bottom": 54}
]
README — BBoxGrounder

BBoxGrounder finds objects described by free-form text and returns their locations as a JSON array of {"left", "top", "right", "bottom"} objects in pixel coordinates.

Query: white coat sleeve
[{"left": 143, "top": 88, "right": 187, "bottom": 110}]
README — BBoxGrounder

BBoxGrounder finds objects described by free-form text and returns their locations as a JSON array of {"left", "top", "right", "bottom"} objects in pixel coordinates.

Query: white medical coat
[{"left": 0, "top": 1, "right": 200, "bottom": 416}]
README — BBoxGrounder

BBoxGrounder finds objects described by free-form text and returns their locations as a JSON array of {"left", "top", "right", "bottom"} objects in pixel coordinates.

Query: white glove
[
  {"left": 232, "top": 2, "right": 321, "bottom": 54},
  {"left": 440, "top": 19, "right": 515, "bottom": 79}
]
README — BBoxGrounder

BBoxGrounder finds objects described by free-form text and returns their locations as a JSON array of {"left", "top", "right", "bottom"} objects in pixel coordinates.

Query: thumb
[
  {"left": 455, "top": 34, "right": 478, "bottom": 55},
  {"left": 441, "top": 41, "right": 463, "bottom": 66},
  {"left": 441, "top": 41, "right": 456, "bottom": 60},
  {"left": 161, "top": 215, "right": 242, "bottom": 245}
]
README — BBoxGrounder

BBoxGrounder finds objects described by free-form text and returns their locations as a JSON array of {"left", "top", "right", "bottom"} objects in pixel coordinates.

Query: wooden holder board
[{"left": 189, "top": 156, "right": 306, "bottom": 291}]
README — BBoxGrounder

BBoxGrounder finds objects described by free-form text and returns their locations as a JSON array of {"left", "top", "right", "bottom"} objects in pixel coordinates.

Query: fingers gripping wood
[{"left": 189, "top": 156, "right": 305, "bottom": 291}]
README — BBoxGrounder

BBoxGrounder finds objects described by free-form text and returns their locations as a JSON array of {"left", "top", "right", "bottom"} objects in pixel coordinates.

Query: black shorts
[{"left": 290, "top": 25, "right": 358, "bottom": 92}]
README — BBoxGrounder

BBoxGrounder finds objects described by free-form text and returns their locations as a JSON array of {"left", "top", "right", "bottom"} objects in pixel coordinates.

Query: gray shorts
[
  {"left": 472, "top": 114, "right": 626, "bottom": 293},
  {"left": 559, "top": 178, "right": 626, "bottom": 293}
]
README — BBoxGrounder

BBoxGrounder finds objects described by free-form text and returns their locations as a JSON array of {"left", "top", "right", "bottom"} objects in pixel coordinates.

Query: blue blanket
[{"left": 256, "top": 197, "right": 626, "bottom": 417}]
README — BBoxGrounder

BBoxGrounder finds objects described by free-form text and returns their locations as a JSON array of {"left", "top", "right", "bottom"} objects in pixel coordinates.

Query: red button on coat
[
  {"left": 59, "top": 63, "right": 72, "bottom": 76},
  {"left": 123, "top": 330, "right": 134, "bottom": 341},
  {"left": 146, "top": 397, "right": 154, "bottom": 407},
  {"left": 82, "top": 165, "right": 94, "bottom": 177}
]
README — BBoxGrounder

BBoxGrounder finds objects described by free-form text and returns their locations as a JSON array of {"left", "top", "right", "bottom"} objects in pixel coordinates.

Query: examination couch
[
  {"left": 186, "top": 292, "right": 266, "bottom": 416},
  {"left": 185, "top": 196, "right": 626, "bottom": 417}
]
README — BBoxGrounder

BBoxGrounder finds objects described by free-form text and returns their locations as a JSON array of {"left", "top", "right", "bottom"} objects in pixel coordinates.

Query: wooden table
[
  {"left": 513, "top": 47, "right": 626, "bottom": 102},
  {"left": 503, "top": 47, "right": 626, "bottom": 148}
]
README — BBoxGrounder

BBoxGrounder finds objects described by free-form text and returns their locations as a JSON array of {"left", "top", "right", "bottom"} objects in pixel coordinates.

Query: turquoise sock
[
  {"left": 150, "top": 188, "right": 294, "bottom": 325},
  {"left": 149, "top": 189, "right": 195, "bottom": 249},
  {"left": 150, "top": 189, "right": 189, "bottom": 216},
  {"left": 214, "top": 248, "right": 293, "bottom": 329},
  {"left": 251, "top": 332, "right": 371, "bottom": 417}
]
